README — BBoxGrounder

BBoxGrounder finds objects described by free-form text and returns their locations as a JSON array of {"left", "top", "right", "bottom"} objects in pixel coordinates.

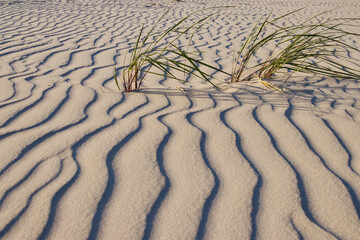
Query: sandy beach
[{"left": 0, "top": 0, "right": 360, "bottom": 239}]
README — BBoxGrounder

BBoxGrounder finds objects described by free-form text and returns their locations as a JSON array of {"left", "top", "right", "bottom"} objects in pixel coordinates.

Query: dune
[{"left": 0, "top": 0, "right": 360, "bottom": 239}]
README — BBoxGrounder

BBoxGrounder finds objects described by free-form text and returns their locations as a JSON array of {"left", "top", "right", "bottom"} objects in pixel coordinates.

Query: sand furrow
[
  {"left": 0, "top": 85, "right": 70, "bottom": 135},
  {"left": 94, "top": 94, "right": 172, "bottom": 240},
  {"left": 148, "top": 95, "right": 215, "bottom": 239},
  {"left": 323, "top": 116, "right": 360, "bottom": 176},
  {"left": 29, "top": 93, "right": 129, "bottom": 240},
  {"left": 284, "top": 100, "right": 360, "bottom": 239},
  {"left": 0, "top": 157, "right": 64, "bottom": 239},
  {"left": 226, "top": 104, "right": 326, "bottom": 239},
  {"left": 0, "top": 84, "right": 54, "bottom": 127},
  {"left": 292, "top": 112, "right": 360, "bottom": 200},
  {"left": 254, "top": 101, "right": 359, "bottom": 239},
  {"left": 191, "top": 95, "right": 258, "bottom": 239},
  {"left": 141, "top": 110, "right": 174, "bottom": 240},
  {"left": 0, "top": 86, "right": 95, "bottom": 173},
  {"left": 185, "top": 95, "right": 220, "bottom": 239}
]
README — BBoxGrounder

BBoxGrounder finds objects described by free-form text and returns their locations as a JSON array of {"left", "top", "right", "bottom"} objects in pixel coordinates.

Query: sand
[{"left": 0, "top": 0, "right": 360, "bottom": 239}]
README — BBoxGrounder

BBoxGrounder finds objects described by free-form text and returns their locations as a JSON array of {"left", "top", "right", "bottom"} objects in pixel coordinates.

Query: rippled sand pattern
[{"left": 0, "top": 0, "right": 360, "bottom": 239}]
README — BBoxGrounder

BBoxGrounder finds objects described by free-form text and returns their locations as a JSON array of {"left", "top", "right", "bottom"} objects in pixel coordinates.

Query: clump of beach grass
[
  {"left": 114, "top": 7, "right": 228, "bottom": 92},
  {"left": 231, "top": 10, "right": 360, "bottom": 84}
]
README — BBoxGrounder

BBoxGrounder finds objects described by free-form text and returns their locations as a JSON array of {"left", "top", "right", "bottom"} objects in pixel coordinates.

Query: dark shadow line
[
  {"left": 0, "top": 81, "right": 16, "bottom": 104},
  {"left": 179, "top": 94, "right": 219, "bottom": 240},
  {"left": 194, "top": 130, "right": 219, "bottom": 240},
  {"left": 290, "top": 219, "right": 305, "bottom": 240},
  {"left": 0, "top": 42, "right": 50, "bottom": 58},
  {"left": 0, "top": 84, "right": 56, "bottom": 128},
  {"left": 344, "top": 109, "right": 353, "bottom": 118},
  {"left": 252, "top": 106, "right": 322, "bottom": 232},
  {"left": 287, "top": 99, "right": 360, "bottom": 218},
  {"left": 0, "top": 87, "right": 72, "bottom": 141},
  {"left": 0, "top": 91, "right": 97, "bottom": 177},
  {"left": 220, "top": 104, "right": 262, "bottom": 240},
  {"left": 120, "top": 96, "right": 150, "bottom": 120},
  {"left": 0, "top": 159, "right": 64, "bottom": 238},
  {"left": 88, "top": 96, "right": 170, "bottom": 240},
  {"left": 142, "top": 96, "right": 172, "bottom": 240},
  {"left": 60, "top": 46, "right": 117, "bottom": 79},
  {"left": 0, "top": 160, "right": 45, "bottom": 209},
  {"left": 87, "top": 116, "right": 147, "bottom": 239},
  {"left": 37, "top": 119, "right": 115, "bottom": 240},
  {"left": 322, "top": 119, "right": 359, "bottom": 177},
  {"left": 107, "top": 91, "right": 125, "bottom": 115},
  {"left": 284, "top": 99, "right": 341, "bottom": 239}
]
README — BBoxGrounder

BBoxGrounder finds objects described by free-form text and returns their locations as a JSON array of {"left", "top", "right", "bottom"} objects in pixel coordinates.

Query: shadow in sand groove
[
  {"left": 88, "top": 96, "right": 171, "bottom": 240},
  {"left": 37, "top": 120, "right": 115, "bottom": 240},
  {"left": 0, "top": 87, "right": 72, "bottom": 141},
  {"left": 0, "top": 84, "right": 56, "bottom": 128},
  {"left": 322, "top": 119, "right": 359, "bottom": 177},
  {"left": 0, "top": 92, "right": 98, "bottom": 178},
  {"left": 291, "top": 219, "right": 305, "bottom": 240},
  {"left": 142, "top": 113, "right": 172, "bottom": 240},
  {"left": 278, "top": 100, "right": 341, "bottom": 239},
  {"left": 142, "top": 94, "right": 193, "bottom": 239},
  {"left": 251, "top": 105, "right": 329, "bottom": 234},
  {"left": 0, "top": 160, "right": 44, "bottom": 209},
  {"left": 0, "top": 159, "right": 64, "bottom": 238},
  {"left": 285, "top": 100, "right": 360, "bottom": 219},
  {"left": 220, "top": 102, "right": 262, "bottom": 240},
  {"left": 186, "top": 95, "right": 220, "bottom": 240}
]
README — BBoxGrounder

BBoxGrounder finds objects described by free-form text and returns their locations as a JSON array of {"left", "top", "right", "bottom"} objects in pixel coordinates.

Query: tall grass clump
[
  {"left": 114, "top": 7, "right": 228, "bottom": 92},
  {"left": 231, "top": 10, "right": 360, "bottom": 83}
]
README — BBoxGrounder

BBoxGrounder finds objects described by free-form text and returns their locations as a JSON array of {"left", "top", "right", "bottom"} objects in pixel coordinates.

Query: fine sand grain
[{"left": 0, "top": 0, "right": 360, "bottom": 239}]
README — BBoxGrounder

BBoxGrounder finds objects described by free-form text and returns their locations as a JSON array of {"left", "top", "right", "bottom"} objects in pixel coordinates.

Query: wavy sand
[{"left": 0, "top": 0, "right": 360, "bottom": 239}]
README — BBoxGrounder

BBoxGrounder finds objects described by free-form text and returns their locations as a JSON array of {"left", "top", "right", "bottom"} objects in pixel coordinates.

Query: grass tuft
[
  {"left": 231, "top": 10, "right": 360, "bottom": 83},
  {"left": 114, "top": 7, "right": 230, "bottom": 92}
]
